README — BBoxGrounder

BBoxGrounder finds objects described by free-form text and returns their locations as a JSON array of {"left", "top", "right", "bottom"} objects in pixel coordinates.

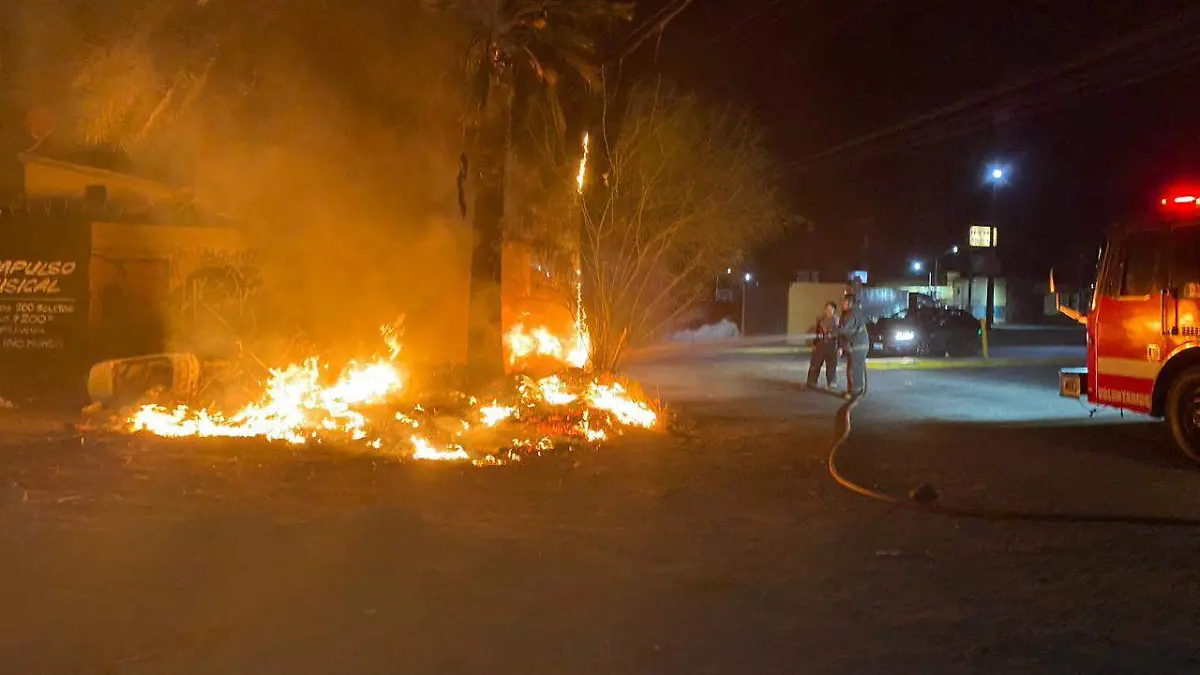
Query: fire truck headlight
[{"left": 895, "top": 330, "right": 916, "bottom": 342}]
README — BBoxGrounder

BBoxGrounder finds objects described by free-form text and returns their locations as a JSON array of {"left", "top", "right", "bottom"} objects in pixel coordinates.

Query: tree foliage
[
  {"left": 422, "top": 0, "right": 632, "bottom": 383},
  {"left": 582, "top": 80, "right": 789, "bottom": 370}
]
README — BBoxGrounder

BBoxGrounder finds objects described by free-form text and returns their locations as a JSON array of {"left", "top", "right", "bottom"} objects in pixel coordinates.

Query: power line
[
  {"left": 704, "top": 0, "right": 800, "bottom": 46},
  {"left": 777, "top": 8, "right": 1200, "bottom": 172},
  {"left": 789, "top": 0, "right": 895, "bottom": 46},
  {"left": 609, "top": 0, "right": 699, "bottom": 63},
  {"left": 831, "top": 36, "right": 1200, "bottom": 167},
  {"left": 814, "top": 27, "right": 1200, "bottom": 153},
  {"left": 794, "top": 35, "right": 1200, "bottom": 171}
]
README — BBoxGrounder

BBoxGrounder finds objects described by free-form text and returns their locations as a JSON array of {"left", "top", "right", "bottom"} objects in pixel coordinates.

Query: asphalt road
[
  {"left": 831, "top": 353, "right": 1200, "bottom": 674},
  {"left": 3, "top": 351, "right": 1200, "bottom": 674}
]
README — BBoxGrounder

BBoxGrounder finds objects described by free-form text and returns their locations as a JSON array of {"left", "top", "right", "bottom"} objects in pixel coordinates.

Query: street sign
[{"left": 969, "top": 225, "right": 997, "bottom": 248}]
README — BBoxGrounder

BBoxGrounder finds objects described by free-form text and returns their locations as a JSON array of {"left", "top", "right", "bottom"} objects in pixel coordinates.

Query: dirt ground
[
  {"left": 0, "top": 356, "right": 854, "bottom": 674},
  {"left": 7, "top": 354, "right": 1193, "bottom": 674}
]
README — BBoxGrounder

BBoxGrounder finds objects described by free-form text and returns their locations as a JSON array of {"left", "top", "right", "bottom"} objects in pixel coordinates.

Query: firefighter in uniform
[
  {"left": 838, "top": 293, "right": 868, "bottom": 398},
  {"left": 806, "top": 301, "right": 840, "bottom": 389}
]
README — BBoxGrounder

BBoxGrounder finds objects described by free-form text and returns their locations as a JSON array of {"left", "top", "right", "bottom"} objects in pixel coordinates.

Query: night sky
[{"left": 634, "top": 0, "right": 1200, "bottom": 287}]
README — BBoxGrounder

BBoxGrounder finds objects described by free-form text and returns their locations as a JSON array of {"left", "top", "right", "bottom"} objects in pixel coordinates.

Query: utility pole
[
  {"left": 986, "top": 183, "right": 997, "bottom": 328},
  {"left": 740, "top": 273, "right": 752, "bottom": 337}
]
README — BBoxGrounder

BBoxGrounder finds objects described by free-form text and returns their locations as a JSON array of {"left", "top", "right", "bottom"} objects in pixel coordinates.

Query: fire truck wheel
[{"left": 1165, "top": 367, "right": 1200, "bottom": 462}]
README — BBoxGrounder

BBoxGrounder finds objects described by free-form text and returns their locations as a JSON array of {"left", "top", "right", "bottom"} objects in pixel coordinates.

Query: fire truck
[{"left": 1058, "top": 185, "right": 1200, "bottom": 461}]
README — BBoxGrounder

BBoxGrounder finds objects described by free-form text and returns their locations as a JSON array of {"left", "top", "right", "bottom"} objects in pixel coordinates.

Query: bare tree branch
[{"left": 580, "top": 80, "right": 792, "bottom": 370}]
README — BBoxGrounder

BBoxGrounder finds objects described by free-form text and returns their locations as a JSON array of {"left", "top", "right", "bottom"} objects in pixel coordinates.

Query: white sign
[{"left": 969, "top": 225, "right": 997, "bottom": 248}]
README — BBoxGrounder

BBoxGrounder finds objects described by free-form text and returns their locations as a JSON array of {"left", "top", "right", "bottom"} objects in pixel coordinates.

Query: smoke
[{"left": 9, "top": 1, "right": 482, "bottom": 372}]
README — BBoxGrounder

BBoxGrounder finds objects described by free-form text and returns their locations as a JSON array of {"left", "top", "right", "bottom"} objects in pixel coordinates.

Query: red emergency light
[{"left": 1158, "top": 186, "right": 1200, "bottom": 217}]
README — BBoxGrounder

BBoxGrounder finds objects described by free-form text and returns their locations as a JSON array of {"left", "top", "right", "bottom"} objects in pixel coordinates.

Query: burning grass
[{"left": 121, "top": 319, "right": 659, "bottom": 465}]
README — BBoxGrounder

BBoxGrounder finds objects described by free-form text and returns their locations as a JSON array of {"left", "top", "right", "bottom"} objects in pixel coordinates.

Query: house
[{"left": 1, "top": 151, "right": 255, "bottom": 400}]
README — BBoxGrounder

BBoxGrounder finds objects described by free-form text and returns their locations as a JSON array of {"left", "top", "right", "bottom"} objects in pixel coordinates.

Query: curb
[
  {"left": 865, "top": 357, "right": 1080, "bottom": 371},
  {"left": 724, "top": 348, "right": 1080, "bottom": 371}
]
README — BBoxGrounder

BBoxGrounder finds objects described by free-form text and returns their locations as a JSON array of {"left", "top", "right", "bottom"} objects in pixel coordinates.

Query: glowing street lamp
[
  {"left": 911, "top": 259, "right": 934, "bottom": 294},
  {"left": 986, "top": 164, "right": 1009, "bottom": 185},
  {"left": 981, "top": 161, "right": 1011, "bottom": 327}
]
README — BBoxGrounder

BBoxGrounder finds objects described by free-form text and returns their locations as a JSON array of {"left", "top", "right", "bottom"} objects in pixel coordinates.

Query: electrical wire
[
  {"left": 789, "top": 0, "right": 894, "bottom": 46},
  {"left": 827, "top": 375, "right": 1200, "bottom": 527},
  {"left": 778, "top": 7, "right": 1200, "bottom": 173},
  {"left": 704, "top": 0, "right": 802, "bottom": 46},
  {"left": 609, "top": 0, "right": 697, "bottom": 62},
  {"left": 798, "top": 34, "right": 1200, "bottom": 170}
]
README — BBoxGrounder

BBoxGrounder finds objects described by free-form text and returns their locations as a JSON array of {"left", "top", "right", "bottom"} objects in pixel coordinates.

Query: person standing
[
  {"left": 838, "top": 293, "right": 869, "bottom": 398},
  {"left": 806, "top": 301, "right": 839, "bottom": 389}
]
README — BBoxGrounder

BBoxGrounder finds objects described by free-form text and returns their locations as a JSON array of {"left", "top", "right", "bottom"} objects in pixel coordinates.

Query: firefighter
[
  {"left": 806, "top": 301, "right": 840, "bottom": 389},
  {"left": 838, "top": 293, "right": 868, "bottom": 398}
]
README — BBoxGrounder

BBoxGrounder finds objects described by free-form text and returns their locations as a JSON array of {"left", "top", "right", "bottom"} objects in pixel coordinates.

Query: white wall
[
  {"left": 787, "top": 282, "right": 848, "bottom": 340},
  {"left": 949, "top": 277, "right": 1007, "bottom": 322}
]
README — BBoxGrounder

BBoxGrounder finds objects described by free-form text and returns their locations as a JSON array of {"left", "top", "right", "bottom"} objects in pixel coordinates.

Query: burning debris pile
[{"left": 122, "top": 318, "right": 658, "bottom": 465}]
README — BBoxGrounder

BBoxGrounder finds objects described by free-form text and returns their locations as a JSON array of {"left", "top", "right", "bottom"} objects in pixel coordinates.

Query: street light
[
  {"left": 910, "top": 260, "right": 932, "bottom": 294},
  {"left": 982, "top": 161, "right": 1010, "bottom": 327},
  {"left": 928, "top": 245, "right": 961, "bottom": 302}
]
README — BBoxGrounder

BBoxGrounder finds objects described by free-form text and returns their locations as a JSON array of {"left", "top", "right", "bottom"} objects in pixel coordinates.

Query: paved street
[{"left": 3, "top": 349, "right": 1200, "bottom": 674}]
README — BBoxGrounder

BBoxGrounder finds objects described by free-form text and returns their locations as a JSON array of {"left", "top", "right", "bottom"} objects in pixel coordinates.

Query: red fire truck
[{"left": 1058, "top": 185, "right": 1200, "bottom": 460}]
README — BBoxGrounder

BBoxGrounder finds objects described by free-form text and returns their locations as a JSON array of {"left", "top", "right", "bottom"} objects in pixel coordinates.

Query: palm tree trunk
[{"left": 466, "top": 75, "right": 512, "bottom": 385}]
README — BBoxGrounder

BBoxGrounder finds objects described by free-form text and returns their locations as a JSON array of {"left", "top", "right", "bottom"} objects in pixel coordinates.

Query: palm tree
[{"left": 425, "top": 0, "right": 633, "bottom": 384}]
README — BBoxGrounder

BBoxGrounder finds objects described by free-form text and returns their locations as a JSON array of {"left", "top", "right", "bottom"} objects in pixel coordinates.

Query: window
[
  {"left": 1118, "top": 231, "right": 1166, "bottom": 297},
  {"left": 1170, "top": 228, "right": 1200, "bottom": 299},
  {"left": 1098, "top": 238, "right": 1122, "bottom": 298}
]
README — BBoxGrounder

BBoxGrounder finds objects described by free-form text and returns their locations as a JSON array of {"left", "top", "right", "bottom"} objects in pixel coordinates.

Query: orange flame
[
  {"left": 505, "top": 322, "right": 589, "bottom": 370},
  {"left": 576, "top": 132, "right": 589, "bottom": 194},
  {"left": 126, "top": 318, "right": 657, "bottom": 464}
]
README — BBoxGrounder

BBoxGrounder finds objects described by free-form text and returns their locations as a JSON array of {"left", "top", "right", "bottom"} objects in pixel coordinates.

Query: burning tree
[
  {"left": 582, "top": 81, "right": 789, "bottom": 370},
  {"left": 422, "top": 0, "right": 633, "bottom": 385}
]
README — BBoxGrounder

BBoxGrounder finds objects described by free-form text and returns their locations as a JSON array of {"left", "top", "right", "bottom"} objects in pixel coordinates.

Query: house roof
[{"left": 18, "top": 152, "right": 193, "bottom": 204}]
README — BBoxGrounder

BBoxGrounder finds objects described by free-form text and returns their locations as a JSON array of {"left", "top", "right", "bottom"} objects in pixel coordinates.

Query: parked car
[{"left": 867, "top": 306, "right": 982, "bottom": 357}]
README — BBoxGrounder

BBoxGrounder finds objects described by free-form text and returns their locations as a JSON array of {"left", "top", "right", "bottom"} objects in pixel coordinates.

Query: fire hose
[{"left": 826, "top": 376, "right": 1200, "bottom": 527}]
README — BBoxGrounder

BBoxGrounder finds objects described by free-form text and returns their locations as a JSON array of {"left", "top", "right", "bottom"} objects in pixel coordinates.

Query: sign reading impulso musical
[{"left": 0, "top": 219, "right": 91, "bottom": 370}]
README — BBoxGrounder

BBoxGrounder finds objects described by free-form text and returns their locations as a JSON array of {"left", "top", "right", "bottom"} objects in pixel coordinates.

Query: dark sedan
[{"left": 867, "top": 306, "right": 982, "bottom": 357}]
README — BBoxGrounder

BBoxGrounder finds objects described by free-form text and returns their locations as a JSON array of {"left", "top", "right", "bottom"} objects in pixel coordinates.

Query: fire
[
  {"left": 536, "top": 375, "right": 578, "bottom": 406},
  {"left": 576, "top": 132, "right": 589, "bottom": 193},
  {"left": 124, "top": 318, "right": 658, "bottom": 464},
  {"left": 585, "top": 381, "right": 657, "bottom": 428},
  {"left": 130, "top": 355, "right": 405, "bottom": 444},
  {"left": 411, "top": 436, "right": 470, "bottom": 461},
  {"left": 479, "top": 401, "right": 515, "bottom": 427},
  {"left": 505, "top": 322, "right": 589, "bottom": 369}
]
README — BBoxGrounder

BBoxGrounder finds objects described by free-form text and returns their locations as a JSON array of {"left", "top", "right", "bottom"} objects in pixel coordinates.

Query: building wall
[
  {"left": 23, "top": 156, "right": 182, "bottom": 206},
  {"left": 949, "top": 277, "right": 1008, "bottom": 323},
  {"left": 89, "top": 221, "right": 255, "bottom": 360},
  {"left": 787, "top": 282, "right": 851, "bottom": 340},
  {"left": 884, "top": 283, "right": 953, "bottom": 303}
]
